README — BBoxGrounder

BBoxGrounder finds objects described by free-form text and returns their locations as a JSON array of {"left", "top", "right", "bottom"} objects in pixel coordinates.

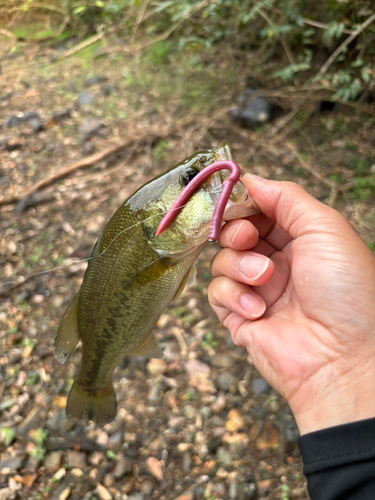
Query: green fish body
[{"left": 54, "top": 143, "right": 258, "bottom": 424}]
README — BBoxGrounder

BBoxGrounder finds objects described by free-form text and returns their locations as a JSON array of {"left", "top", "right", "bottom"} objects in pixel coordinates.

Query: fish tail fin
[{"left": 66, "top": 380, "right": 117, "bottom": 425}]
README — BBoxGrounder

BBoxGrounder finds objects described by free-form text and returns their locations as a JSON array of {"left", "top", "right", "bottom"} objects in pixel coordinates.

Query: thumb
[{"left": 242, "top": 173, "right": 340, "bottom": 239}]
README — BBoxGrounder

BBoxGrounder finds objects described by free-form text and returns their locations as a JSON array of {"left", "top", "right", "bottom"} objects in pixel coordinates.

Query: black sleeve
[{"left": 298, "top": 417, "right": 375, "bottom": 500}]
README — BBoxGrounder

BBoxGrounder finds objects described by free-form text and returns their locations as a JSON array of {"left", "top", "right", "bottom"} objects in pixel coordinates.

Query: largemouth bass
[{"left": 54, "top": 143, "right": 258, "bottom": 424}]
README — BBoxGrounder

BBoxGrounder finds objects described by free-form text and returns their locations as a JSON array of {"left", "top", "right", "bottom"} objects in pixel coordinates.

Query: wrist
[{"left": 290, "top": 361, "right": 375, "bottom": 435}]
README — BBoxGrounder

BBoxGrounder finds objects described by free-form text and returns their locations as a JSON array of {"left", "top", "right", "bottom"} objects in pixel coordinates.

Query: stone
[
  {"left": 184, "top": 405, "right": 196, "bottom": 420},
  {"left": 210, "top": 354, "right": 232, "bottom": 368},
  {"left": 0, "top": 455, "right": 25, "bottom": 472},
  {"left": 101, "top": 84, "right": 118, "bottom": 96},
  {"left": 85, "top": 75, "right": 109, "bottom": 86},
  {"left": 147, "top": 358, "right": 167, "bottom": 376},
  {"left": 216, "top": 447, "right": 231, "bottom": 467},
  {"left": 96, "top": 483, "right": 112, "bottom": 500},
  {"left": 257, "top": 479, "right": 272, "bottom": 496},
  {"left": 251, "top": 378, "right": 272, "bottom": 395},
  {"left": 229, "top": 86, "right": 277, "bottom": 128},
  {"left": 216, "top": 373, "right": 236, "bottom": 392},
  {"left": 51, "top": 109, "right": 72, "bottom": 123},
  {"left": 237, "top": 482, "right": 257, "bottom": 500},
  {"left": 174, "top": 492, "right": 195, "bottom": 500},
  {"left": 280, "top": 405, "right": 300, "bottom": 454},
  {"left": 225, "top": 409, "right": 245, "bottom": 433},
  {"left": 79, "top": 120, "right": 105, "bottom": 142},
  {"left": 29, "top": 118, "right": 44, "bottom": 133},
  {"left": 107, "top": 431, "right": 122, "bottom": 451},
  {"left": 67, "top": 450, "right": 87, "bottom": 468},
  {"left": 44, "top": 451, "right": 64, "bottom": 473},
  {"left": 77, "top": 91, "right": 93, "bottom": 106},
  {"left": 184, "top": 359, "right": 210, "bottom": 375},
  {"left": 140, "top": 479, "right": 153, "bottom": 495},
  {"left": 113, "top": 455, "right": 134, "bottom": 479},
  {"left": 0, "top": 488, "right": 16, "bottom": 500},
  {"left": 182, "top": 452, "right": 192, "bottom": 473}
]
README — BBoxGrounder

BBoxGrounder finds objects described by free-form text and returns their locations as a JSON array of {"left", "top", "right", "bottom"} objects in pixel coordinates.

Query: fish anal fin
[
  {"left": 54, "top": 294, "right": 81, "bottom": 364},
  {"left": 66, "top": 380, "right": 117, "bottom": 425},
  {"left": 130, "top": 332, "right": 163, "bottom": 359}
]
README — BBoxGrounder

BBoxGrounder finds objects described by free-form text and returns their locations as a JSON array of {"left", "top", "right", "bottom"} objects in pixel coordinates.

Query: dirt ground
[{"left": 0, "top": 32, "right": 374, "bottom": 500}]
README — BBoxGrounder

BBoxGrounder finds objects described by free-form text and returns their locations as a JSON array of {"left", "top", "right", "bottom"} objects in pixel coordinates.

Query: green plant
[
  {"left": 1, "top": 428, "right": 16, "bottom": 447},
  {"left": 201, "top": 332, "right": 218, "bottom": 350},
  {"left": 30, "top": 429, "right": 49, "bottom": 460},
  {"left": 280, "top": 483, "right": 290, "bottom": 500}
]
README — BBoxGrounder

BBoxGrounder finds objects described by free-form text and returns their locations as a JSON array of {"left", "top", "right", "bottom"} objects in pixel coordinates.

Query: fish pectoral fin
[
  {"left": 172, "top": 264, "right": 197, "bottom": 302},
  {"left": 54, "top": 293, "right": 81, "bottom": 364},
  {"left": 186, "top": 264, "right": 197, "bottom": 287},
  {"left": 129, "top": 332, "right": 163, "bottom": 359}
]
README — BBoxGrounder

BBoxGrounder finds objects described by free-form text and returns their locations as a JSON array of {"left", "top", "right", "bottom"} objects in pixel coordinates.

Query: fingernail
[
  {"left": 226, "top": 220, "right": 245, "bottom": 244},
  {"left": 244, "top": 173, "right": 268, "bottom": 182},
  {"left": 240, "top": 292, "right": 265, "bottom": 317},
  {"left": 240, "top": 254, "right": 269, "bottom": 281}
]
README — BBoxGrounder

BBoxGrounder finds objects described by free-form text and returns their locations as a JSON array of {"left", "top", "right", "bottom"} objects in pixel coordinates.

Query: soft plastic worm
[{"left": 155, "top": 160, "right": 241, "bottom": 242}]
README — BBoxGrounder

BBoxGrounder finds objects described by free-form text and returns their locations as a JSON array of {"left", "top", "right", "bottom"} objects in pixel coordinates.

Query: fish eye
[{"left": 182, "top": 167, "right": 199, "bottom": 186}]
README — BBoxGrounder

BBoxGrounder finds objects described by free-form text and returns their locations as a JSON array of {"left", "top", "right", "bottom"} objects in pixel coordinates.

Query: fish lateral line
[{"left": 155, "top": 160, "right": 241, "bottom": 242}]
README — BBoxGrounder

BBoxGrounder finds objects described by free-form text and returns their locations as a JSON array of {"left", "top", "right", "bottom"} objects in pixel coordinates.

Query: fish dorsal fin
[
  {"left": 129, "top": 331, "right": 163, "bottom": 359},
  {"left": 54, "top": 293, "right": 81, "bottom": 364}
]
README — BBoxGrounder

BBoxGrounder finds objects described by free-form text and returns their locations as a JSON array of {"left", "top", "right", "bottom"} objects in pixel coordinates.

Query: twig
[
  {"left": 302, "top": 18, "right": 354, "bottom": 35},
  {"left": 0, "top": 28, "right": 18, "bottom": 40},
  {"left": 130, "top": 0, "right": 151, "bottom": 44},
  {"left": 258, "top": 8, "right": 295, "bottom": 65},
  {"left": 0, "top": 140, "right": 134, "bottom": 207},
  {"left": 57, "top": 31, "right": 104, "bottom": 60},
  {"left": 314, "top": 12, "right": 375, "bottom": 82}
]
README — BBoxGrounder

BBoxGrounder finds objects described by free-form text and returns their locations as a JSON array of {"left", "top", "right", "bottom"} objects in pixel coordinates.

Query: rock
[
  {"left": 17, "top": 191, "right": 57, "bottom": 212},
  {"left": 44, "top": 451, "right": 64, "bottom": 473},
  {"left": 225, "top": 409, "right": 245, "bottom": 433},
  {"left": 280, "top": 405, "right": 299, "bottom": 454},
  {"left": 25, "top": 456, "right": 41, "bottom": 474},
  {"left": 79, "top": 120, "right": 105, "bottom": 142},
  {"left": 147, "top": 358, "right": 167, "bottom": 376},
  {"left": 101, "top": 84, "right": 118, "bottom": 96},
  {"left": 5, "top": 115, "right": 24, "bottom": 127},
  {"left": 140, "top": 479, "right": 153, "bottom": 496},
  {"left": 0, "top": 488, "right": 16, "bottom": 500},
  {"left": 210, "top": 353, "right": 232, "bottom": 368},
  {"left": 223, "top": 433, "right": 249, "bottom": 456},
  {"left": 85, "top": 75, "right": 109, "bottom": 86},
  {"left": 0, "top": 455, "right": 25, "bottom": 472},
  {"left": 251, "top": 378, "right": 272, "bottom": 395},
  {"left": 29, "top": 118, "right": 44, "bottom": 133},
  {"left": 77, "top": 91, "right": 93, "bottom": 106},
  {"left": 251, "top": 422, "right": 279, "bottom": 451},
  {"left": 257, "top": 479, "right": 272, "bottom": 496},
  {"left": 67, "top": 450, "right": 87, "bottom": 468},
  {"left": 184, "top": 359, "right": 210, "bottom": 375},
  {"left": 107, "top": 431, "right": 122, "bottom": 451},
  {"left": 96, "top": 483, "right": 112, "bottom": 500},
  {"left": 216, "top": 447, "right": 231, "bottom": 467},
  {"left": 146, "top": 457, "right": 163, "bottom": 481},
  {"left": 207, "top": 435, "right": 222, "bottom": 453},
  {"left": 216, "top": 373, "right": 236, "bottom": 392},
  {"left": 182, "top": 452, "right": 192, "bottom": 473},
  {"left": 237, "top": 483, "right": 257, "bottom": 500},
  {"left": 128, "top": 493, "right": 144, "bottom": 500},
  {"left": 51, "top": 109, "right": 72, "bottom": 123},
  {"left": 174, "top": 492, "right": 195, "bottom": 500},
  {"left": 229, "top": 86, "right": 276, "bottom": 128},
  {"left": 113, "top": 455, "right": 134, "bottom": 479},
  {"left": 24, "top": 112, "right": 39, "bottom": 121},
  {"left": 184, "top": 405, "right": 197, "bottom": 420}
]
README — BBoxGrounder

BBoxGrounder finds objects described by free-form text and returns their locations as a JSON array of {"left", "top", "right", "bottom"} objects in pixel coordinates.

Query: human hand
[{"left": 208, "top": 174, "right": 375, "bottom": 434}]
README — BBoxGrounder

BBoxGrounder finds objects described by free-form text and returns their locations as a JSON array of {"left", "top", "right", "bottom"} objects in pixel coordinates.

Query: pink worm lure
[{"left": 155, "top": 160, "right": 241, "bottom": 242}]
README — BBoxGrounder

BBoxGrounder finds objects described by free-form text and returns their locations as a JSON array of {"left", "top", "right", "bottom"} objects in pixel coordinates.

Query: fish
[{"left": 54, "top": 142, "right": 259, "bottom": 425}]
